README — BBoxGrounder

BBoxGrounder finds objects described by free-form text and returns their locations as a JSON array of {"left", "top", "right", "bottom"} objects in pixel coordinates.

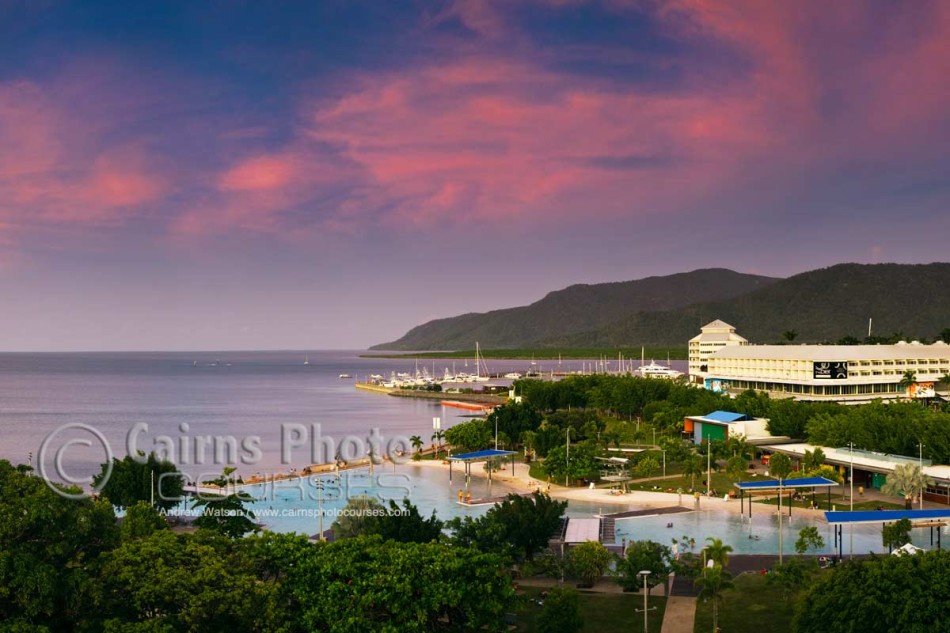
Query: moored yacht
[{"left": 638, "top": 360, "right": 683, "bottom": 379}]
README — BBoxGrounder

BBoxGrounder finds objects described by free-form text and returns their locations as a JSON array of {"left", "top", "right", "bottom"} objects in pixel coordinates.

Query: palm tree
[
  {"left": 682, "top": 454, "right": 704, "bottom": 491},
  {"left": 899, "top": 370, "right": 917, "bottom": 397},
  {"left": 882, "top": 463, "right": 934, "bottom": 509},
  {"left": 703, "top": 537, "right": 734, "bottom": 568},
  {"left": 782, "top": 330, "right": 798, "bottom": 343},
  {"left": 938, "top": 373, "right": 950, "bottom": 399},
  {"left": 409, "top": 435, "right": 423, "bottom": 456},
  {"left": 431, "top": 430, "right": 445, "bottom": 457},
  {"left": 695, "top": 565, "right": 734, "bottom": 633}
]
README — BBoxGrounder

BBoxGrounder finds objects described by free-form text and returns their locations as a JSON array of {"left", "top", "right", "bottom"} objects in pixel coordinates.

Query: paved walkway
[{"left": 660, "top": 596, "right": 697, "bottom": 633}]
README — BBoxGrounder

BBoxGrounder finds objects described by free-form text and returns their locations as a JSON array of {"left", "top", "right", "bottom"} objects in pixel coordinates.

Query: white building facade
[
  {"left": 704, "top": 341, "right": 950, "bottom": 403},
  {"left": 688, "top": 319, "right": 748, "bottom": 383}
]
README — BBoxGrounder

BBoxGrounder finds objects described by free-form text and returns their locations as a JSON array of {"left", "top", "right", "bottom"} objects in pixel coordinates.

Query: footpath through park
[{"left": 660, "top": 595, "right": 697, "bottom": 633}]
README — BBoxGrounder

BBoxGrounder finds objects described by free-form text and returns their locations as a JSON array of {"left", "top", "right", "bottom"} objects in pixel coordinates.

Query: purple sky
[{"left": 0, "top": 1, "right": 948, "bottom": 351}]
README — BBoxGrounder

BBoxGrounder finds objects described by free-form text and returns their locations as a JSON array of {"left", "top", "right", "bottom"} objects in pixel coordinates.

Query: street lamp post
[
  {"left": 778, "top": 476, "right": 783, "bottom": 564},
  {"left": 565, "top": 428, "right": 570, "bottom": 487},
  {"left": 636, "top": 570, "right": 656, "bottom": 633},
  {"left": 316, "top": 479, "right": 326, "bottom": 542},
  {"left": 919, "top": 442, "right": 925, "bottom": 510},
  {"left": 849, "top": 442, "right": 854, "bottom": 559},
  {"left": 661, "top": 449, "right": 667, "bottom": 478}
]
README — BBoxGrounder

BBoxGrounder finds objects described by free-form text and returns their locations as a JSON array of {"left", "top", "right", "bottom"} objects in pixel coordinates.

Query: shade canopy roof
[
  {"left": 448, "top": 449, "right": 516, "bottom": 462},
  {"left": 825, "top": 509, "right": 950, "bottom": 525},
  {"left": 734, "top": 477, "right": 838, "bottom": 491}
]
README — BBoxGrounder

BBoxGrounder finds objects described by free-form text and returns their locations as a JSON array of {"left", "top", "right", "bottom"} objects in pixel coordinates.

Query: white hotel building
[
  {"left": 688, "top": 319, "right": 748, "bottom": 383},
  {"left": 700, "top": 339, "right": 950, "bottom": 403}
]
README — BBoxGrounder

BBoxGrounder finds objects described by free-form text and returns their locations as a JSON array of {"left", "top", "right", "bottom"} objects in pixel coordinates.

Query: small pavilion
[
  {"left": 447, "top": 449, "right": 516, "bottom": 490},
  {"left": 824, "top": 508, "right": 950, "bottom": 558},
  {"left": 733, "top": 477, "right": 839, "bottom": 518}
]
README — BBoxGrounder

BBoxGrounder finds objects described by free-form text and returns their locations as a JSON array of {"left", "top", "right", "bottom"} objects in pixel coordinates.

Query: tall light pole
[
  {"left": 565, "top": 428, "right": 570, "bottom": 487},
  {"left": 316, "top": 479, "right": 326, "bottom": 542},
  {"left": 706, "top": 441, "right": 712, "bottom": 496},
  {"left": 778, "top": 474, "right": 783, "bottom": 564},
  {"left": 849, "top": 441, "right": 854, "bottom": 559},
  {"left": 661, "top": 449, "right": 667, "bottom": 478},
  {"left": 636, "top": 570, "right": 655, "bottom": 633},
  {"left": 919, "top": 442, "right": 925, "bottom": 510}
]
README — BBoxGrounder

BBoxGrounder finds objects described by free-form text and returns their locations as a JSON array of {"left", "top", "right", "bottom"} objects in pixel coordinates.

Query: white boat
[
  {"left": 638, "top": 360, "right": 683, "bottom": 379},
  {"left": 470, "top": 342, "right": 491, "bottom": 382},
  {"left": 504, "top": 372, "right": 523, "bottom": 379},
  {"left": 339, "top": 373, "right": 352, "bottom": 379},
  {"left": 304, "top": 356, "right": 310, "bottom": 366},
  {"left": 636, "top": 346, "right": 682, "bottom": 379}
]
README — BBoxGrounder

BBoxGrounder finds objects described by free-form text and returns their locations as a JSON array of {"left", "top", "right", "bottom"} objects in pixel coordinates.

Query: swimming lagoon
[{"left": 231, "top": 465, "right": 933, "bottom": 556}]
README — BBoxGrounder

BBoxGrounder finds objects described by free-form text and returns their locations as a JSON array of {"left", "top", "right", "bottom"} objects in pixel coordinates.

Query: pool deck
[{"left": 413, "top": 458, "right": 848, "bottom": 521}]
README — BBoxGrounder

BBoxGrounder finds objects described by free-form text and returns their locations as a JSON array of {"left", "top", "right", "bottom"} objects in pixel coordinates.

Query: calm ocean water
[
  {"left": 1, "top": 350, "right": 672, "bottom": 482},
  {"left": 1, "top": 351, "right": 899, "bottom": 552}
]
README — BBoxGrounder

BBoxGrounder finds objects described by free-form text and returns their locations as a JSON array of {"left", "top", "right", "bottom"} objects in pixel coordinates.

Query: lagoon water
[{"left": 1, "top": 350, "right": 923, "bottom": 553}]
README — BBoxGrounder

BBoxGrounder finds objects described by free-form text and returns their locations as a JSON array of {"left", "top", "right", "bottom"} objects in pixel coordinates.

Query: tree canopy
[
  {"left": 0, "top": 462, "right": 522, "bottom": 632},
  {"left": 795, "top": 551, "right": 950, "bottom": 633},
  {"left": 448, "top": 492, "right": 566, "bottom": 561},
  {"left": 93, "top": 452, "right": 184, "bottom": 511},
  {"left": 616, "top": 540, "right": 671, "bottom": 590},
  {"left": 0, "top": 460, "right": 119, "bottom": 630}
]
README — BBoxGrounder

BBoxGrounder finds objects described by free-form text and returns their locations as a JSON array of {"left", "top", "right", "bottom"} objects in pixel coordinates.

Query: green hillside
[
  {"left": 546, "top": 263, "right": 950, "bottom": 346},
  {"left": 371, "top": 268, "right": 778, "bottom": 350}
]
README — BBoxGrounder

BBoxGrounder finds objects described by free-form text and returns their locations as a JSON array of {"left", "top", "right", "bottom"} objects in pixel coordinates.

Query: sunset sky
[{"left": 1, "top": 0, "right": 948, "bottom": 350}]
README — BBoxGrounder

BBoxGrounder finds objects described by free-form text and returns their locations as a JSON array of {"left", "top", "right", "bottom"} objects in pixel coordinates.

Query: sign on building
[{"left": 813, "top": 361, "right": 848, "bottom": 379}]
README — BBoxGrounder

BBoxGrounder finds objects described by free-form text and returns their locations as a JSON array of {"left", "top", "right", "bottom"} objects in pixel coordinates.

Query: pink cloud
[
  {"left": 299, "top": 54, "right": 779, "bottom": 229},
  {"left": 173, "top": 149, "right": 361, "bottom": 237},
  {"left": 0, "top": 78, "right": 167, "bottom": 232},
  {"left": 218, "top": 154, "right": 297, "bottom": 192},
  {"left": 161, "top": 2, "right": 950, "bottom": 242}
]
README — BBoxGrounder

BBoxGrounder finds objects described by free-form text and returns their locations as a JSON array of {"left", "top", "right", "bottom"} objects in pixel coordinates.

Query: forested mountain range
[{"left": 373, "top": 263, "right": 950, "bottom": 350}]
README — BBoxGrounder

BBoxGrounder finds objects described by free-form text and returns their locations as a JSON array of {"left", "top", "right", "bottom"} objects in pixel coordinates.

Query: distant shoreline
[{"left": 361, "top": 347, "right": 689, "bottom": 360}]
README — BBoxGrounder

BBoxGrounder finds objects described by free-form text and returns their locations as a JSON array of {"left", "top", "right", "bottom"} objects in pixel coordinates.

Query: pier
[{"left": 355, "top": 382, "right": 507, "bottom": 406}]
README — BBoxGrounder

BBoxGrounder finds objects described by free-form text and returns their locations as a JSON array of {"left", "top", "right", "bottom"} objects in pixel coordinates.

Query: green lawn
[
  {"left": 628, "top": 470, "right": 752, "bottom": 495},
  {"left": 693, "top": 571, "right": 803, "bottom": 633},
  {"left": 528, "top": 461, "right": 546, "bottom": 481},
  {"left": 755, "top": 493, "right": 904, "bottom": 512},
  {"left": 515, "top": 586, "right": 666, "bottom": 633}
]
